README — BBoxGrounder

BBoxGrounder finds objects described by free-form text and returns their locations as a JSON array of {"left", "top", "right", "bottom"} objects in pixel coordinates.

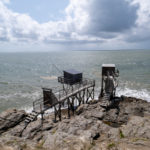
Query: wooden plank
[
  {"left": 59, "top": 83, "right": 94, "bottom": 102},
  {"left": 33, "top": 80, "right": 95, "bottom": 115}
]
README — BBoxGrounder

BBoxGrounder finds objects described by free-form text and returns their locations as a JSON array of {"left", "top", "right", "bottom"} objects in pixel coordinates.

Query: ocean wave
[
  {"left": 22, "top": 106, "right": 33, "bottom": 113},
  {"left": 0, "top": 90, "right": 42, "bottom": 101},
  {"left": 116, "top": 88, "right": 150, "bottom": 102},
  {"left": 1, "top": 87, "right": 150, "bottom": 113},
  {"left": 94, "top": 87, "right": 150, "bottom": 102}
]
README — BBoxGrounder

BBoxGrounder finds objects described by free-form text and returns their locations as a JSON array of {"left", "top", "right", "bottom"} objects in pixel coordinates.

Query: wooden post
[
  {"left": 59, "top": 103, "right": 61, "bottom": 121},
  {"left": 71, "top": 96, "right": 75, "bottom": 115},
  {"left": 86, "top": 88, "right": 89, "bottom": 103},
  {"left": 79, "top": 91, "right": 81, "bottom": 104},
  {"left": 67, "top": 98, "right": 70, "bottom": 118},
  {"left": 33, "top": 102, "right": 35, "bottom": 112},
  {"left": 82, "top": 90, "right": 85, "bottom": 104},
  {"left": 100, "top": 76, "right": 104, "bottom": 98},
  {"left": 54, "top": 106, "right": 57, "bottom": 122},
  {"left": 78, "top": 93, "right": 81, "bottom": 106},
  {"left": 93, "top": 87, "right": 95, "bottom": 99}
]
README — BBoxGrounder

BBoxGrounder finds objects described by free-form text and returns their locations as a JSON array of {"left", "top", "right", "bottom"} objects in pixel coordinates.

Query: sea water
[{"left": 0, "top": 50, "right": 150, "bottom": 112}]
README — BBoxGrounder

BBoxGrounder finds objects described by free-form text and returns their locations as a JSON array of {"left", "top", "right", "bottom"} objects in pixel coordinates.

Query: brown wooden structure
[
  {"left": 100, "top": 64, "right": 119, "bottom": 98},
  {"left": 31, "top": 78, "right": 95, "bottom": 122},
  {"left": 99, "top": 64, "right": 119, "bottom": 108}
]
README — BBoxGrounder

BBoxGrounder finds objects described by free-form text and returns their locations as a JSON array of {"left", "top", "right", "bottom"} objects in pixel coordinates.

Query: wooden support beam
[
  {"left": 70, "top": 96, "right": 75, "bottom": 115},
  {"left": 88, "top": 87, "right": 94, "bottom": 100},
  {"left": 82, "top": 90, "right": 85, "bottom": 104},
  {"left": 67, "top": 98, "right": 70, "bottom": 118},
  {"left": 93, "top": 87, "right": 95, "bottom": 100},
  {"left": 54, "top": 106, "right": 57, "bottom": 122},
  {"left": 86, "top": 87, "right": 95, "bottom": 103},
  {"left": 33, "top": 79, "right": 95, "bottom": 123},
  {"left": 100, "top": 76, "right": 104, "bottom": 97},
  {"left": 59, "top": 103, "right": 61, "bottom": 121},
  {"left": 76, "top": 93, "right": 81, "bottom": 106},
  {"left": 86, "top": 88, "right": 89, "bottom": 103}
]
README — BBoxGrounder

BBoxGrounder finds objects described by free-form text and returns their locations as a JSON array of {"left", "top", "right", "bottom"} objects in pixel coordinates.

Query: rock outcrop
[
  {"left": 0, "top": 96, "right": 150, "bottom": 150},
  {"left": 0, "top": 109, "right": 26, "bottom": 134}
]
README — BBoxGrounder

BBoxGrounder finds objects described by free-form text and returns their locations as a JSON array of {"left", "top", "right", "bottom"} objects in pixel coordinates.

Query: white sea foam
[
  {"left": 94, "top": 87, "right": 150, "bottom": 102},
  {"left": 20, "top": 88, "right": 150, "bottom": 114},
  {"left": 116, "top": 88, "right": 150, "bottom": 102},
  {"left": 22, "top": 106, "right": 33, "bottom": 113}
]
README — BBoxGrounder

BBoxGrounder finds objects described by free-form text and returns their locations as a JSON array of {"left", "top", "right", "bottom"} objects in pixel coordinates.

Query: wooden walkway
[
  {"left": 18, "top": 78, "right": 95, "bottom": 137},
  {"left": 24, "top": 78, "right": 95, "bottom": 125}
]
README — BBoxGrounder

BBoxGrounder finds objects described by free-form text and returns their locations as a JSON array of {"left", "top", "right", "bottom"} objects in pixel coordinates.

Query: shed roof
[
  {"left": 102, "top": 64, "right": 115, "bottom": 67},
  {"left": 64, "top": 69, "right": 82, "bottom": 75}
]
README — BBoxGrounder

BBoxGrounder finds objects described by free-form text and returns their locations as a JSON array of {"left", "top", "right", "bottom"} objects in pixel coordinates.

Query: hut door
[{"left": 43, "top": 88, "right": 52, "bottom": 108}]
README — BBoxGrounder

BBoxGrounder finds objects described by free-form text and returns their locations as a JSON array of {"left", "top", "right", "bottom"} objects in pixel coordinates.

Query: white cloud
[
  {"left": 1, "top": 0, "right": 9, "bottom": 4},
  {"left": 123, "top": 0, "right": 150, "bottom": 46},
  {"left": 0, "top": 0, "right": 150, "bottom": 51}
]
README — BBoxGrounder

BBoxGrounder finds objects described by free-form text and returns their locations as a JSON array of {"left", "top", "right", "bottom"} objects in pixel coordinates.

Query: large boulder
[{"left": 0, "top": 109, "right": 26, "bottom": 134}]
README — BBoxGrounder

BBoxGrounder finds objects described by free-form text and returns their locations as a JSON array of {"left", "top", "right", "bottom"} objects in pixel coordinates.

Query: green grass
[
  {"left": 107, "top": 143, "right": 116, "bottom": 149},
  {"left": 119, "top": 129, "right": 125, "bottom": 138}
]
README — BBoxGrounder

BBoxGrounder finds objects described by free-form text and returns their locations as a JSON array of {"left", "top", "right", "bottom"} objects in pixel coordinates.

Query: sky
[{"left": 0, "top": 0, "right": 150, "bottom": 52}]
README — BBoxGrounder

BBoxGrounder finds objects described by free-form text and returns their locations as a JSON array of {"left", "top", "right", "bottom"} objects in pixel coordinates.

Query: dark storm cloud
[{"left": 85, "top": 0, "right": 139, "bottom": 35}]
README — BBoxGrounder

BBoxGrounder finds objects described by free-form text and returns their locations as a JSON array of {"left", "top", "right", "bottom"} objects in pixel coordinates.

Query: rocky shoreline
[{"left": 0, "top": 96, "right": 150, "bottom": 150}]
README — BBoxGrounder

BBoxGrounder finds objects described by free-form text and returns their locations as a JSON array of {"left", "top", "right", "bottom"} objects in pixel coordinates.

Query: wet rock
[
  {"left": 76, "top": 104, "right": 88, "bottom": 115},
  {"left": 121, "top": 115, "right": 150, "bottom": 139},
  {"left": 0, "top": 109, "right": 26, "bottom": 134}
]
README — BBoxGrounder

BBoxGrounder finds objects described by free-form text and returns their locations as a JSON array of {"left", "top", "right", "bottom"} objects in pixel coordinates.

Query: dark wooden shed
[
  {"left": 102, "top": 64, "right": 115, "bottom": 76},
  {"left": 63, "top": 69, "right": 82, "bottom": 85}
]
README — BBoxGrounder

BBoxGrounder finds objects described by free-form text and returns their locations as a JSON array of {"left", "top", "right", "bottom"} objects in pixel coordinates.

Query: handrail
[{"left": 33, "top": 78, "right": 95, "bottom": 113}]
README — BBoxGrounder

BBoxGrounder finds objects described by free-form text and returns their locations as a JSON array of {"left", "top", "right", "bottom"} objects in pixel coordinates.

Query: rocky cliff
[{"left": 0, "top": 96, "right": 150, "bottom": 150}]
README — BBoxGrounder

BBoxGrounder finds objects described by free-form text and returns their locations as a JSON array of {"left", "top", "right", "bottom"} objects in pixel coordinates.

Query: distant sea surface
[{"left": 0, "top": 50, "right": 150, "bottom": 112}]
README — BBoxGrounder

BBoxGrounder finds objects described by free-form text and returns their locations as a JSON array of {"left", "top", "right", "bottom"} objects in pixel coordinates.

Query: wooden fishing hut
[
  {"left": 32, "top": 69, "right": 95, "bottom": 123},
  {"left": 58, "top": 69, "right": 82, "bottom": 85},
  {"left": 100, "top": 64, "right": 119, "bottom": 99}
]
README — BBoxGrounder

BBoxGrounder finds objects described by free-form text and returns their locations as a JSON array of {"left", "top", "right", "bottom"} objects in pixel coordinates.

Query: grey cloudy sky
[{"left": 0, "top": 0, "right": 150, "bottom": 52}]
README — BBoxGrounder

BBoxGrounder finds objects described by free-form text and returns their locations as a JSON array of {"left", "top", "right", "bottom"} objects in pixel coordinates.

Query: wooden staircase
[
  {"left": 100, "top": 93, "right": 111, "bottom": 108},
  {"left": 24, "top": 111, "right": 39, "bottom": 124},
  {"left": 19, "top": 111, "right": 39, "bottom": 137}
]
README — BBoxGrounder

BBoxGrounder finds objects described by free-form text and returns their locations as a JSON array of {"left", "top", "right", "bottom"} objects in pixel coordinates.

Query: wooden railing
[{"left": 33, "top": 78, "right": 95, "bottom": 113}]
